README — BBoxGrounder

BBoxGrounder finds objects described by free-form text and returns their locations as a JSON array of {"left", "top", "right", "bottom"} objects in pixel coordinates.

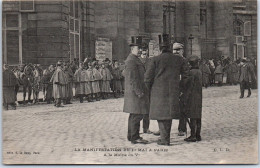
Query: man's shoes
[
  {"left": 196, "top": 136, "right": 202, "bottom": 141},
  {"left": 131, "top": 138, "right": 148, "bottom": 144},
  {"left": 247, "top": 93, "right": 251, "bottom": 97},
  {"left": 143, "top": 129, "right": 153, "bottom": 134},
  {"left": 240, "top": 95, "right": 244, "bottom": 99},
  {"left": 56, "top": 105, "right": 64, "bottom": 107},
  {"left": 66, "top": 102, "right": 72, "bottom": 104},
  {"left": 157, "top": 139, "right": 170, "bottom": 146},
  {"left": 184, "top": 136, "right": 197, "bottom": 142},
  {"left": 153, "top": 131, "right": 160, "bottom": 136},
  {"left": 178, "top": 131, "right": 185, "bottom": 136}
]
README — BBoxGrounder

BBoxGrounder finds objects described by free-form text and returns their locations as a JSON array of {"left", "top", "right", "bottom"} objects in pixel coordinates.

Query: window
[
  {"left": 20, "top": 0, "right": 34, "bottom": 12},
  {"left": 2, "top": 13, "right": 22, "bottom": 65},
  {"left": 69, "top": 0, "right": 80, "bottom": 61},
  {"left": 233, "top": 20, "right": 243, "bottom": 35}
]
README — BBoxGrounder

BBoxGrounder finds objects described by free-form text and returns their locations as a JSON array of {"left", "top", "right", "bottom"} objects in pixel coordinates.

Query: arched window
[{"left": 233, "top": 19, "right": 243, "bottom": 35}]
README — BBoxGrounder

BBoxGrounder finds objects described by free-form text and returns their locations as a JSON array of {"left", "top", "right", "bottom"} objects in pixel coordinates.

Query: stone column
[{"left": 183, "top": 1, "right": 201, "bottom": 58}]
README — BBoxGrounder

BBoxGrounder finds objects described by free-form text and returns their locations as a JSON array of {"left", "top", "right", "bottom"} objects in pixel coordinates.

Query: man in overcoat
[
  {"left": 50, "top": 61, "right": 67, "bottom": 107},
  {"left": 3, "top": 64, "right": 18, "bottom": 110},
  {"left": 123, "top": 36, "right": 150, "bottom": 144},
  {"left": 144, "top": 37, "right": 189, "bottom": 145},
  {"left": 239, "top": 58, "right": 255, "bottom": 98}
]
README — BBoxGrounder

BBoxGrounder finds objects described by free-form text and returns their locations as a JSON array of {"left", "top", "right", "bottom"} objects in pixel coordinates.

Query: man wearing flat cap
[
  {"left": 123, "top": 36, "right": 150, "bottom": 144},
  {"left": 144, "top": 35, "right": 189, "bottom": 145},
  {"left": 172, "top": 42, "right": 188, "bottom": 136}
]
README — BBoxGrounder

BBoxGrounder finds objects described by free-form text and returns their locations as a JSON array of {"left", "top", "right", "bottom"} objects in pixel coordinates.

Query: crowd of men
[
  {"left": 3, "top": 58, "right": 125, "bottom": 110},
  {"left": 199, "top": 57, "right": 257, "bottom": 89},
  {"left": 123, "top": 34, "right": 257, "bottom": 146},
  {"left": 2, "top": 34, "right": 257, "bottom": 146}
]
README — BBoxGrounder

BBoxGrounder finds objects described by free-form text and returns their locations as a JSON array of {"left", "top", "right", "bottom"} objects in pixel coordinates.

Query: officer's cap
[{"left": 172, "top": 43, "right": 184, "bottom": 50}]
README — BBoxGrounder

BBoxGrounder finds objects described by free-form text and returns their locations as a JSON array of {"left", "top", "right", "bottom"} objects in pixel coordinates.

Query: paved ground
[{"left": 2, "top": 85, "right": 258, "bottom": 164}]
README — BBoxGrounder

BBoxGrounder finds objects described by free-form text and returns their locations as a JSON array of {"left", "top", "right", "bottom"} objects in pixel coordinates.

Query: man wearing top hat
[
  {"left": 123, "top": 36, "right": 150, "bottom": 144},
  {"left": 144, "top": 34, "right": 189, "bottom": 145}
]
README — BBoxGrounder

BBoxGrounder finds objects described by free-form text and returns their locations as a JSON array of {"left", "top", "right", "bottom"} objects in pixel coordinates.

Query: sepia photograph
[{"left": 2, "top": 0, "right": 258, "bottom": 164}]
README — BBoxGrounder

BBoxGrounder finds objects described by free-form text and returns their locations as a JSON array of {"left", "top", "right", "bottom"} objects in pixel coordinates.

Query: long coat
[
  {"left": 199, "top": 63, "right": 211, "bottom": 85},
  {"left": 123, "top": 53, "right": 149, "bottom": 114},
  {"left": 74, "top": 68, "right": 85, "bottom": 95},
  {"left": 144, "top": 52, "right": 189, "bottom": 120},
  {"left": 100, "top": 67, "right": 113, "bottom": 92},
  {"left": 50, "top": 67, "right": 67, "bottom": 99},
  {"left": 184, "top": 67, "right": 202, "bottom": 119},
  {"left": 214, "top": 65, "right": 223, "bottom": 82},
  {"left": 64, "top": 68, "right": 74, "bottom": 99},
  {"left": 239, "top": 63, "right": 255, "bottom": 82},
  {"left": 3, "top": 69, "right": 17, "bottom": 104},
  {"left": 112, "top": 67, "right": 123, "bottom": 92}
]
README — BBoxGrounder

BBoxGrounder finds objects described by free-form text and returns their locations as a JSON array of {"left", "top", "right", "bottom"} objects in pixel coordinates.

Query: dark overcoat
[
  {"left": 123, "top": 53, "right": 149, "bottom": 114},
  {"left": 144, "top": 52, "right": 189, "bottom": 120},
  {"left": 184, "top": 67, "right": 203, "bottom": 119},
  {"left": 3, "top": 69, "right": 18, "bottom": 104}
]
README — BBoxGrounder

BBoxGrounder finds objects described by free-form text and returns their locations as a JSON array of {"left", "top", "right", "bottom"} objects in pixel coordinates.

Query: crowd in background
[
  {"left": 2, "top": 55, "right": 257, "bottom": 110},
  {"left": 3, "top": 58, "right": 125, "bottom": 109}
]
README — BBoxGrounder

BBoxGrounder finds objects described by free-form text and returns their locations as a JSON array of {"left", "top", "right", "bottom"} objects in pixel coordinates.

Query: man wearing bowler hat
[
  {"left": 144, "top": 34, "right": 189, "bottom": 145},
  {"left": 123, "top": 36, "right": 150, "bottom": 144}
]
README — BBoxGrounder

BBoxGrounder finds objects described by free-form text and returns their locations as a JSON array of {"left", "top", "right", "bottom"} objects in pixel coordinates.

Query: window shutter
[{"left": 244, "top": 21, "right": 251, "bottom": 36}]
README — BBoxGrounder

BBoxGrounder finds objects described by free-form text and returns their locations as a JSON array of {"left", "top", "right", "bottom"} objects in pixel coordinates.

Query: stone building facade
[{"left": 2, "top": 0, "right": 257, "bottom": 66}]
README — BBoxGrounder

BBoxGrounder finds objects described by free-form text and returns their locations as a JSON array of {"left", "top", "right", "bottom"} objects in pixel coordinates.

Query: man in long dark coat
[
  {"left": 144, "top": 40, "right": 189, "bottom": 145},
  {"left": 64, "top": 62, "right": 74, "bottom": 104},
  {"left": 3, "top": 64, "right": 18, "bottom": 110},
  {"left": 199, "top": 59, "right": 211, "bottom": 88},
  {"left": 239, "top": 58, "right": 256, "bottom": 98},
  {"left": 123, "top": 38, "right": 150, "bottom": 144},
  {"left": 182, "top": 56, "right": 203, "bottom": 142},
  {"left": 139, "top": 46, "right": 152, "bottom": 134}
]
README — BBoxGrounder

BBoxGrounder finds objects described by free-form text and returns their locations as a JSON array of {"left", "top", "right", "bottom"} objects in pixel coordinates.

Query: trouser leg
[
  {"left": 178, "top": 117, "right": 187, "bottom": 132},
  {"left": 128, "top": 114, "right": 143, "bottom": 141},
  {"left": 158, "top": 120, "right": 172, "bottom": 143},
  {"left": 247, "top": 82, "right": 251, "bottom": 96},
  {"left": 190, "top": 119, "right": 197, "bottom": 138},
  {"left": 143, "top": 114, "right": 150, "bottom": 132},
  {"left": 56, "top": 98, "right": 61, "bottom": 106},
  {"left": 79, "top": 95, "right": 83, "bottom": 103},
  {"left": 240, "top": 81, "right": 245, "bottom": 97},
  {"left": 28, "top": 85, "right": 32, "bottom": 101},
  {"left": 196, "top": 119, "right": 201, "bottom": 138},
  {"left": 23, "top": 86, "right": 26, "bottom": 101}
]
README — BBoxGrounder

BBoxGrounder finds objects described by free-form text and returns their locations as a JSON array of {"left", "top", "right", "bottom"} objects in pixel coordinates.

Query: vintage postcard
[{"left": 2, "top": 0, "right": 258, "bottom": 164}]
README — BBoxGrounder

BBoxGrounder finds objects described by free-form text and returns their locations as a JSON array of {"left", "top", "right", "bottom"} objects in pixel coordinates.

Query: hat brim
[{"left": 129, "top": 43, "right": 140, "bottom": 47}]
